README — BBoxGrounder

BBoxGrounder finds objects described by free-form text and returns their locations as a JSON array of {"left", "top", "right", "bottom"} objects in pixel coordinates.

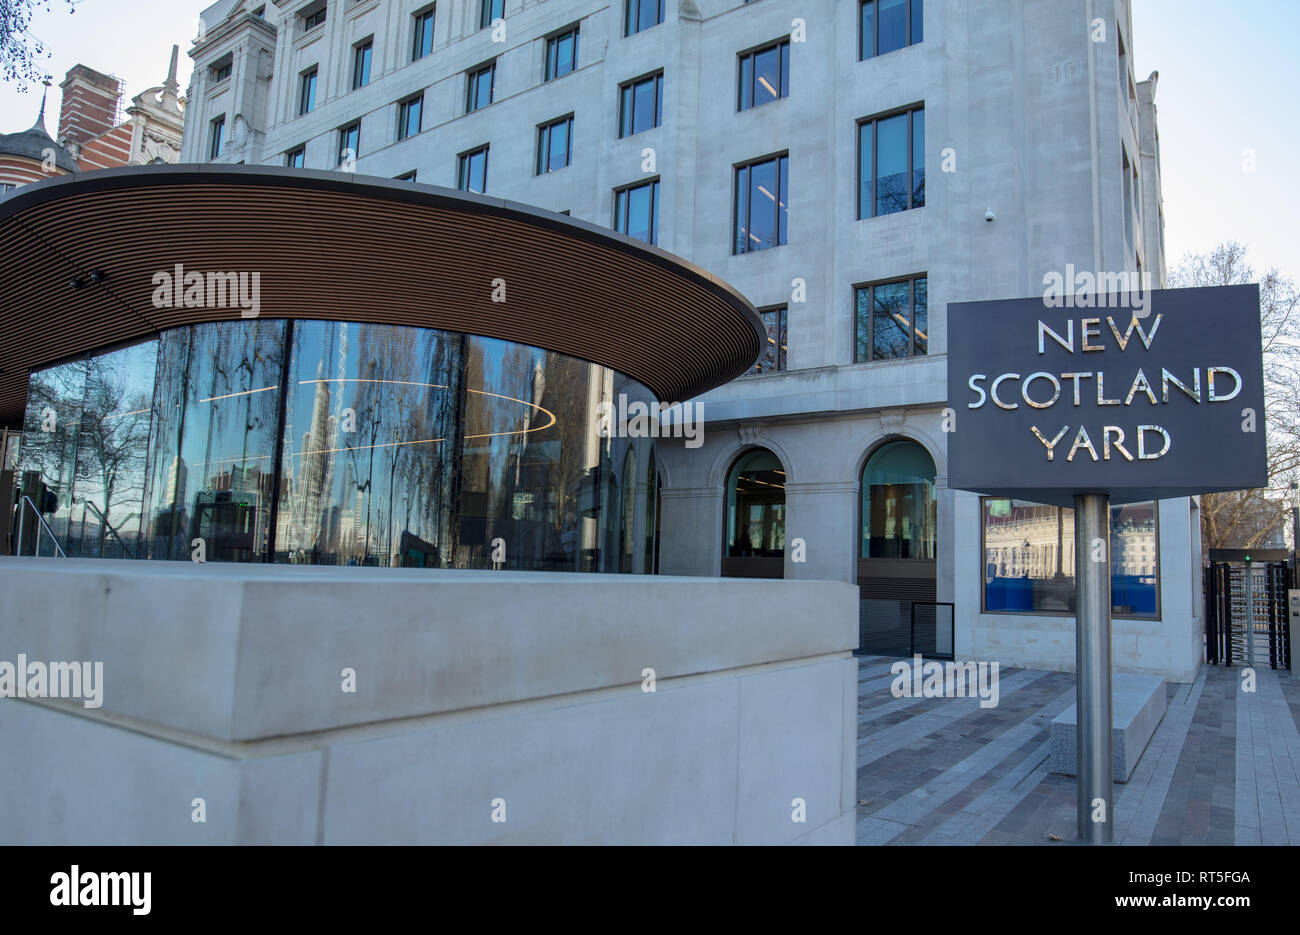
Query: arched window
[
  {"left": 860, "top": 440, "right": 935, "bottom": 559},
  {"left": 726, "top": 448, "right": 785, "bottom": 558}
]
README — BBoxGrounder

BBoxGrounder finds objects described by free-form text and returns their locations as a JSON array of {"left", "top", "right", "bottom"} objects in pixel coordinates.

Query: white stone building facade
[{"left": 181, "top": 0, "right": 1202, "bottom": 681}]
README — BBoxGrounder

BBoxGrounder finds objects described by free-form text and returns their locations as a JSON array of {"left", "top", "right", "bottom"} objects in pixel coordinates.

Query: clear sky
[
  {"left": 0, "top": 0, "right": 199, "bottom": 131},
  {"left": 1, "top": 1, "right": 1295, "bottom": 282},
  {"left": 1132, "top": 0, "right": 1300, "bottom": 278}
]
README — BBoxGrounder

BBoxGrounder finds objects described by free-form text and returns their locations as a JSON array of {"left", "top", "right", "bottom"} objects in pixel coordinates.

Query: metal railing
[{"left": 14, "top": 495, "right": 67, "bottom": 558}]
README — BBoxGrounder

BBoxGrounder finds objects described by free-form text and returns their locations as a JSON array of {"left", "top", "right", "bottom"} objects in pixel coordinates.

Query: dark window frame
[
  {"left": 859, "top": 0, "right": 923, "bottom": 60},
  {"left": 299, "top": 67, "right": 318, "bottom": 116},
  {"left": 398, "top": 93, "right": 424, "bottom": 141},
  {"left": 209, "top": 115, "right": 226, "bottom": 159},
  {"left": 211, "top": 59, "right": 232, "bottom": 83},
  {"left": 536, "top": 114, "right": 574, "bottom": 175},
  {"left": 613, "top": 177, "right": 660, "bottom": 245},
  {"left": 352, "top": 38, "right": 374, "bottom": 90},
  {"left": 457, "top": 145, "right": 490, "bottom": 193},
  {"left": 732, "top": 151, "right": 789, "bottom": 255},
  {"left": 412, "top": 6, "right": 436, "bottom": 61},
  {"left": 337, "top": 121, "right": 361, "bottom": 166},
  {"left": 466, "top": 61, "right": 497, "bottom": 113},
  {"left": 618, "top": 70, "right": 664, "bottom": 138},
  {"left": 545, "top": 25, "right": 580, "bottom": 81},
  {"left": 752, "top": 305, "right": 788, "bottom": 374},
  {"left": 624, "top": 0, "right": 665, "bottom": 36},
  {"left": 737, "top": 38, "right": 790, "bottom": 111},
  {"left": 479, "top": 0, "right": 505, "bottom": 30},
  {"left": 857, "top": 103, "right": 924, "bottom": 219},
  {"left": 853, "top": 273, "right": 927, "bottom": 362},
  {"left": 302, "top": 4, "right": 327, "bottom": 31},
  {"left": 285, "top": 145, "right": 306, "bottom": 168}
]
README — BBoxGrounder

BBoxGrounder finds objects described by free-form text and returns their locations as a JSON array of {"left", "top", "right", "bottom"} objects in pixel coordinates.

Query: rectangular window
[
  {"left": 536, "top": 115, "right": 573, "bottom": 174},
  {"left": 618, "top": 71, "right": 663, "bottom": 137},
  {"left": 614, "top": 179, "right": 659, "bottom": 245},
  {"left": 545, "top": 27, "right": 579, "bottom": 81},
  {"left": 854, "top": 275, "right": 926, "bottom": 361},
  {"left": 302, "top": 3, "right": 326, "bottom": 31},
  {"left": 480, "top": 0, "right": 504, "bottom": 29},
  {"left": 738, "top": 40, "right": 790, "bottom": 111},
  {"left": 458, "top": 146, "right": 489, "bottom": 193},
  {"left": 858, "top": 105, "right": 923, "bottom": 218},
  {"left": 413, "top": 7, "right": 435, "bottom": 60},
  {"left": 352, "top": 40, "right": 373, "bottom": 90},
  {"left": 859, "top": 0, "right": 922, "bottom": 60},
  {"left": 299, "top": 68, "right": 318, "bottom": 116},
  {"left": 625, "top": 0, "right": 664, "bottom": 36},
  {"left": 733, "top": 153, "right": 788, "bottom": 254},
  {"left": 1123, "top": 148, "right": 1138, "bottom": 254},
  {"left": 209, "top": 116, "right": 225, "bottom": 159},
  {"left": 466, "top": 62, "right": 496, "bottom": 113},
  {"left": 982, "top": 499, "right": 1159, "bottom": 619},
  {"left": 754, "top": 307, "right": 788, "bottom": 373},
  {"left": 398, "top": 94, "right": 423, "bottom": 140},
  {"left": 211, "top": 61, "right": 232, "bottom": 82},
  {"left": 285, "top": 146, "right": 305, "bottom": 168},
  {"left": 338, "top": 121, "right": 360, "bottom": 166}
]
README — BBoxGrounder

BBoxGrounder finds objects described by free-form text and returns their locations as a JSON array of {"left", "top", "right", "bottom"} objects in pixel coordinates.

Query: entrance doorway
[{"left": 858, "top": 439, "right": 937, "bottom": 654}]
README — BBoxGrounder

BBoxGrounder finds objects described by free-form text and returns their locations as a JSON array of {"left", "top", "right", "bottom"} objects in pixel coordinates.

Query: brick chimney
[{"left": 57, "top": 65, "right": 123, "bottom": 148}]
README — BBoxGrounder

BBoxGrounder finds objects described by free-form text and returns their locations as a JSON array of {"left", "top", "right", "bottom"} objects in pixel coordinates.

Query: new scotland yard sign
[{"left": 946, "top": 284, "right": 1267, "bottom": 506}]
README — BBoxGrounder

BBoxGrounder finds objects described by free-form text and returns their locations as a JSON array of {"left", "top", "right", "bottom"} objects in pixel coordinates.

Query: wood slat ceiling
[{"left": 0, "top": 165, "right": 763, "bottom": 427}]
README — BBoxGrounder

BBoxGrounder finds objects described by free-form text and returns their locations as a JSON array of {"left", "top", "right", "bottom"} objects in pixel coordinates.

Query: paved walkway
[{"left": 855, "top": 656, "right": 1300, "bottom": 845}]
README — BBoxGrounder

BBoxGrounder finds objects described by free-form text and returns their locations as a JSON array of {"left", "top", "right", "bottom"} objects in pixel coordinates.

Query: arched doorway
[
  {"left": 722, "top": 447, "right": 785, "bottom": 578},
  {"left": 858, "top": 439, "right": 936, "bottom": 653}
]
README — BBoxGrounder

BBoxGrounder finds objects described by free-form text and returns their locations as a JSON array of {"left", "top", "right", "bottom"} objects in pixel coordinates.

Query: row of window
[
  {"left": 293, "top": 15, "right": 578, "bottom": 122},
  {"left": 725, "top": 438, "right": 1158, "bottom": 620},
  {"left": 261, "top": 0, "right": 923, "bottom": 135},
  {"left": 748, "top": 273, "right": 927, "bottom": 376},
  {"left": 257, "top": 104, "right": 923, "bottom": 240}
]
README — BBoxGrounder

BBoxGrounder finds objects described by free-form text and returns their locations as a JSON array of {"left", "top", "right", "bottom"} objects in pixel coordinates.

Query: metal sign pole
[{"left": 1074, "top": 493, "right": 1113, "bottom": 844}]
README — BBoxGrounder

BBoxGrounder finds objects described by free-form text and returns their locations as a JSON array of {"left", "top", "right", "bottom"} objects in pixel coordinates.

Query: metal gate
[{"left": 1205, "top": 557, "right": 1292, "bottom": 670}]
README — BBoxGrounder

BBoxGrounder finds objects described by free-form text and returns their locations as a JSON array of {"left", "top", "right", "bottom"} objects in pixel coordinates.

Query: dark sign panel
[{"left": 947, "top": 284, "right": 1267, "bottom": 505}]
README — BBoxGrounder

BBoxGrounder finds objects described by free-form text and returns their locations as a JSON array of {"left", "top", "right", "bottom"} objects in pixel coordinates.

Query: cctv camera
[{"left": 984, "top": 208, "right": 996, "bottom": 223}]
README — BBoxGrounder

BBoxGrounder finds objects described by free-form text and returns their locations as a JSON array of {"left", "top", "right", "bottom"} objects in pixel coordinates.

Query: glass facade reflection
[
  {"left": 982, "top": 498, "right": 1159, "bottom": 618},
  {"left": 20, "top": 319, "right": 660, "bottom": 573}
]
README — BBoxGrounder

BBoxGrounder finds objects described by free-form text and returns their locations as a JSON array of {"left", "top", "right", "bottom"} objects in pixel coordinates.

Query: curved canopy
[{"left": 0, "top": 165, "right": 763, "bottom": 425}]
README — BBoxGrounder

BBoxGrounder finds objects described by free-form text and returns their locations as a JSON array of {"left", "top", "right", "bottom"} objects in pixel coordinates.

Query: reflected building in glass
[{"left": 20, "top": 319, "right": 661, "bottom": 574}]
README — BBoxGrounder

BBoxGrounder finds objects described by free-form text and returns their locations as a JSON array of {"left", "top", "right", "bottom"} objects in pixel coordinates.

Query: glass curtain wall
[
  {"left": 20, "top": 319, "right": 659, "bottom": 573},
  {"left": 20, "top": 342, "right": 157, "bottom": 557}
]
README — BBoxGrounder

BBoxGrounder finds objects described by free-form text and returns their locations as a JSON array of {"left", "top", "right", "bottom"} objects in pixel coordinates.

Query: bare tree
[
  {"left": 1169, "top": 242, "right": 1300, "bottom": 552},
  {"left": 1, "top": 0, "right": 78, "bottom": 87}
]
